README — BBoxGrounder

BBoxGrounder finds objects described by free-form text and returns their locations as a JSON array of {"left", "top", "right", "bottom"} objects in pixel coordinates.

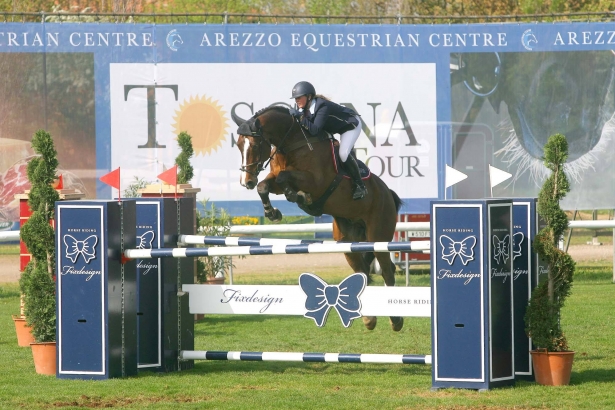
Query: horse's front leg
[
  {"left": 276, "top": 170, "right": 313, "bottom": 206},
  {"left": 257, "top": 173, "right": 283, "bottom": 222}
]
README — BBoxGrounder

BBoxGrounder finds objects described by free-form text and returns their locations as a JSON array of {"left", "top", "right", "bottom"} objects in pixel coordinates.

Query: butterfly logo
[
  {"left": 512, "top": 232, "right": 524, "bottom": 260},
  {"left": 137, "top": 230, "right": 155, "bottom": 249},
  {"left": 492, "top": 234, "right": 510, "bottom": 264},
  {"left": 299, "top": 273, "right": 366, "bottom": 328},
  {"left": 439, "top": 235, "right": 477, "bottom": 266},
  {"left": 63, "top": 234, "right": 98, "bottom": 264}
]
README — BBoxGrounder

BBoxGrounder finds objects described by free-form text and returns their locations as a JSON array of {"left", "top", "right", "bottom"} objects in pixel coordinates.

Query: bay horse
[{"left": 233, "top": 105, "right": 404, "bottom": 331}]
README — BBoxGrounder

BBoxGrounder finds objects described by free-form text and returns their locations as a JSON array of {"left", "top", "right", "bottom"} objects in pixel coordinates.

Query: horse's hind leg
[
  {"left": 365, "top": 201, "right": 403, "bottom": 331},
  {"left": 333, "top": 217, "right": 378, "bottom": 330}
]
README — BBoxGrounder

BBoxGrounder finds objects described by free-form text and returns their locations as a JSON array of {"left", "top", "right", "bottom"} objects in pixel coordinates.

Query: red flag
[
  {"left": 100, "top": 167, "right": 121, "bottom": 190},
  {"left": 52, "top": 174, "right": 64, "bottom": 189},
  {"left": 157, "top": 165, "right": 177, "bottom": 186}
]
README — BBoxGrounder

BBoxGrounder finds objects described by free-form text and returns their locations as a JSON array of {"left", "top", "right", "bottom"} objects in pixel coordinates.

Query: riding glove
[{"left": 288, "top": 108, "right": 301, "bottom": 118}]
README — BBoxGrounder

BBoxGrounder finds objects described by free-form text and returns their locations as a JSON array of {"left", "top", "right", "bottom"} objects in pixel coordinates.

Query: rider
[{"left": 288, "top": 81, "right": 368, "bottom": 200}]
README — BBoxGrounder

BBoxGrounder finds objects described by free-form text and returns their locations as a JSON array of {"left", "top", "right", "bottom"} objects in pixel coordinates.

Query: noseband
[{"left": 239, "top": 115, "right": 296, "bottom": 177}]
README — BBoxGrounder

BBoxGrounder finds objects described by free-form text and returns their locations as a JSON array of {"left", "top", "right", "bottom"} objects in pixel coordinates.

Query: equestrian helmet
[{"left": 291, "top": 81, "right": 316, "bottom": 99}]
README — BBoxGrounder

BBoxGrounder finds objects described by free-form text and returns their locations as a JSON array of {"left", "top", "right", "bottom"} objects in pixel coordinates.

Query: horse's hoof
[
  {"left": 266, "top": 208, "right": 283, "bottom": 222},
  {"left": 362, "top": 316, "right": 377, "bottom": 330},
  {"left": 284, "top": 188, "right": 298, "bottom": 203},
  {"left": 297, "top": 191, "right": 312, "bottom": 205},
  {"left": 390, "top": 317, "right": 403, "bottom": 332}
]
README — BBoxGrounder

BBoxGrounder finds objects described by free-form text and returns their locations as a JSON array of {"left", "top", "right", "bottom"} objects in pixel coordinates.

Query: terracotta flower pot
[
  {"left": 531, "top": 350, "right": 575, "bottom": 386},
  {"left": 30, "top": 342, "right": 57, "bottom": 376},
  {"left": 12, "top": 315, "right": 35, "bottom": 347},
  {"left": 205, "top": 277, "right": 225, "bottom": 285}
]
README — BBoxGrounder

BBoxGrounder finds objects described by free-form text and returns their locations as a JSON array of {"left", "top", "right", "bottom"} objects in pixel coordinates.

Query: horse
[{"left": 232, "top": 105, "right": 404, "bottom": 331}]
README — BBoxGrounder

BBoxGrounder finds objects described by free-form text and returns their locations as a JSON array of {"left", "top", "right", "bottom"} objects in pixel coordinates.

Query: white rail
[
  {"left": 228, "top": 221, "right": 431, "bottom": 235},
  {"left": 0, "top": 231, "right": 19, "bottom": 243}
]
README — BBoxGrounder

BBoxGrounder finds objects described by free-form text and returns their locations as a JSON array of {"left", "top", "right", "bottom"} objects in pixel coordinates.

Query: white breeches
[{"left": 339, "top": 115, "right": 362, "bottom": 162}]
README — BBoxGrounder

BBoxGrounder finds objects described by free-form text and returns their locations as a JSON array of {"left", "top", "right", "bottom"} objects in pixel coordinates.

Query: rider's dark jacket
[{"left": 299, "top": 97, "right": 359, "bottom": 136}]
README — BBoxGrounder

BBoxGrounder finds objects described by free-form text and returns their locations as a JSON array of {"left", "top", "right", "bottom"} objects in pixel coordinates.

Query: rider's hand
[{"left": 288, "top": 108, "right": 301, "bottom": 118}]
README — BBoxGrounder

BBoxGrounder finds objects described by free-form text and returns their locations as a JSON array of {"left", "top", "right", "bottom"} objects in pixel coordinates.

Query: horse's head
[{"left": 232, "top": 108, "right": 282, "bottom": 189}]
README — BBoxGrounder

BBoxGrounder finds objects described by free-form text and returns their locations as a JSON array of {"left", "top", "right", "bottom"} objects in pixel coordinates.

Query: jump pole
[
  {"left": 180, "top": 350, "right": 431, "bottom": 365},
  {"left": 124, "top": 241, "right": 431, "bottom": 259}
]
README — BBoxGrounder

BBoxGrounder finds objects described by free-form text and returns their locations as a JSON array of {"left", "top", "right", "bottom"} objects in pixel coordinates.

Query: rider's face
[{"left": 295, "top": 95, "right": 308, "bottom": 109}]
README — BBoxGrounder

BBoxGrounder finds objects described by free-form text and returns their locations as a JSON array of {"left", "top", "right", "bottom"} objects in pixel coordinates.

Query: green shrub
[{"left": 525, "top": 133, "right": 575, "bottom": 352}]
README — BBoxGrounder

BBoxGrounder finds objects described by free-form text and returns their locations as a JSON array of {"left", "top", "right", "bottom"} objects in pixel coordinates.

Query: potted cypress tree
[
  {"left": 524, "top": 133, "right": 576, "bottom": 386},
  {"left": 175, "top": 131, "right": 194, "bottom": 186},
  {"left": 19, "top": 130, "right": 60, "bottom": 375}
]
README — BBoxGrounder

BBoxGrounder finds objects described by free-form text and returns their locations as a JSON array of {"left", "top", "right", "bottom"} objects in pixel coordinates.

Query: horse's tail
[{"left": 389, "top": 189, "right": 403, "bottom": 213}]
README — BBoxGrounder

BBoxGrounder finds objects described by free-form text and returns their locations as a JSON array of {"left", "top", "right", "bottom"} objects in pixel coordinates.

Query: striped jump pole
[
  {"left": 124, "top": 241, "right": 431, "bottom": 259},
  {"left": 178, "top": 235, "right": 339, "bottom": 247},
  {"left": 180, "top": 350, "right": 432, "bottom": 365}
]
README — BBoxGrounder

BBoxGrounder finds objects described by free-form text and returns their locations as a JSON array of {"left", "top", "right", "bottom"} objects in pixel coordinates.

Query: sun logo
[{"left": 172, "top": 95, "right": 229, "bottom": 156}]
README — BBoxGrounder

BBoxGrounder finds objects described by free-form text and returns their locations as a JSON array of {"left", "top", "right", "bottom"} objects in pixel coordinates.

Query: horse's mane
[{"left": 253, "top": 105, "right": 289, "bottom": 118}]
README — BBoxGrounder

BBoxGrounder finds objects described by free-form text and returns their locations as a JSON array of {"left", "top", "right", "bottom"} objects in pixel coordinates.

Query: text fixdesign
[
  {"left": 220, "top": 289, "right": 283, "bottom": 313},
  {"left": 491, "top": 268, "right": 511, "bottom": 283},
  {"left": 61, "top": 266, "right": 101, "bottom": 282},
  {"left": 437, "top": 269, "right": 480, "bottom": 285},
  {"left": 137, "top": 260, "right": 158, "bottom": 275},
  {"left": 513, "top": 268, "right": 528, "bottom": 281}
]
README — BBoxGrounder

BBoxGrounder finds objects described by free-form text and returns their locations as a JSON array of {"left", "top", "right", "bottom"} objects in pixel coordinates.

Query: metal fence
[{"left": 1, "top": 10, "right": 615, "bottom": 24}]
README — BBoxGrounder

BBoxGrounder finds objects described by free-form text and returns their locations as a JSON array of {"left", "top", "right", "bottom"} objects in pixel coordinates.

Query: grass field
[{"left": 1, "top": 262, "right": 614, "bottom": 409}]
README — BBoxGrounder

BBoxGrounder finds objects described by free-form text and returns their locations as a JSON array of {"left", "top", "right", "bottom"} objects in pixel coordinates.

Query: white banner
[
  {"left": 183, "top": 284, "right": 431, "bottom": 318},
  {"left": 110, "top": 63, "right": 438, "bottom": 202}
]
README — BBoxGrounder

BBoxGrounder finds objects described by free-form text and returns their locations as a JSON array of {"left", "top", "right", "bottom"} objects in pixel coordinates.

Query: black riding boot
[{"left": 344, "top": 155, "right": 367, "bottom": 200}]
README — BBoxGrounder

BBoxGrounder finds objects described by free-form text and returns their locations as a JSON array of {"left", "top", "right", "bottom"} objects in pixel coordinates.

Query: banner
[{"left": 1, "top": 22, "right": 614, "bottom": 219}]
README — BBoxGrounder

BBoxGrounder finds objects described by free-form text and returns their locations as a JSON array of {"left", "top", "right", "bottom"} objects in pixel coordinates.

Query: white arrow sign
[
  {"left": 445, "top": 165, "right": 468, "bottom": 188},
  {"left": 489, "top": 164, "right": 513, "bottom": 189}
]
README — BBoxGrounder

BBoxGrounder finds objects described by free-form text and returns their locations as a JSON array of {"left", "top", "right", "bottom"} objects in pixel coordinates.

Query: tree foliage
[
  {"left": 1, "top": 0, "right": 613, "bottom": 20},
  {"left": 19, "top": 130, "right": 60, "bottom": 343},
  {"left": 175, "top": 132, "right": 194, "bottom": 185},
  {"left": 525, "top": 134, "right": 575, "bottom": 352}
]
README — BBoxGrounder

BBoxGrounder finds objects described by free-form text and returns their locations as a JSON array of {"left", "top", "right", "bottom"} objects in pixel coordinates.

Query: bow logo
[
  {"left": 492, "top": 234, "right": 510, "bottom": 264},
  {"left": 439, "top": 235, "right": 476, "bottom": 266},
  {"left": 63, "top": 234, "right": 98, "bottom": 264},
  {"left": 299, "top": 273, "right": 366, "bottom": 328},
  {"left": 512, "top": 232, "right": 524, "bottom": 260},
  {"left": 137, "top": 230, "right": 155, "bottom": 249}
]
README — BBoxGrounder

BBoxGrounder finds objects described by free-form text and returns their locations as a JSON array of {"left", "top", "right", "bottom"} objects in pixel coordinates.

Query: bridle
[{"left": 239, "top": 114, "right": 297, "bottom": 177}]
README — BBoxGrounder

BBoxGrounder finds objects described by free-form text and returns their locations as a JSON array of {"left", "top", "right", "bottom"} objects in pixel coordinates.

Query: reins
[{"left": 243, "top": 110, "right": 329, "bottom": 177}]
